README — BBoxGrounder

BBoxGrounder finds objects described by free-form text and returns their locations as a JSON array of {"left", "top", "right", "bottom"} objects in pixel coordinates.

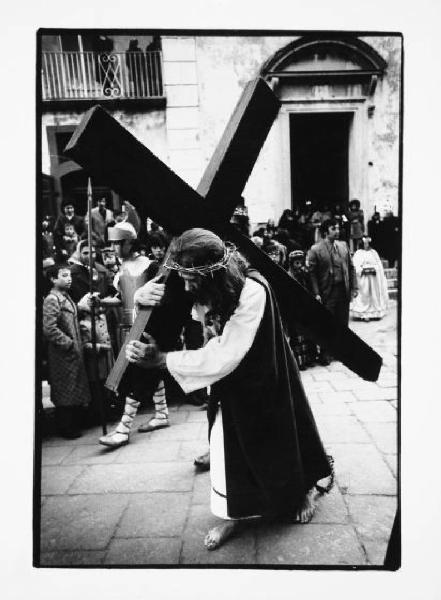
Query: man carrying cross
[
  {"left": 126, "top": 227, "right": 333, "bottom": 550},
  {"left": 63, "top": 77, "right": 382, "bottom": 552}
]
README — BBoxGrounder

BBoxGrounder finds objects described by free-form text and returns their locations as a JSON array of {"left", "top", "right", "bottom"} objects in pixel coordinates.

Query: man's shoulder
[
  {"left": 336, "top": 240, "right": 349, "bottom": 252},
  {"left": 70, "top": 263, "right": 86, "bottom": 277},
  {"left": 310, "top": 240, "right": 327, "bottom": 253}
]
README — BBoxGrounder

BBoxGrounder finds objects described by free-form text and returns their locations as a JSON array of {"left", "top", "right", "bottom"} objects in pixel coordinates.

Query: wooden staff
[{"left": 87, "top": 178, "right": 107, "bottom": 434}]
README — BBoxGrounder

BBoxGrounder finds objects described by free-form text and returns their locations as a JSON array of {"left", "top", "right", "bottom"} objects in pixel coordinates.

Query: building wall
[
  {"left": 161, "top": 35, "right": 401, "bottom": 227},
  {"left": 360, "top": 36, "right": 401, "bottom": 217},
  {"left": 41, "top": 34, "right": 401, "bottom": 226}
]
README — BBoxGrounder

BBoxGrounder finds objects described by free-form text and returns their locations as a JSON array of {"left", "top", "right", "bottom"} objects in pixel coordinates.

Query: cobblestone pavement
[{"left": 38, "top": 302, "right": 397, "bottom": 567}]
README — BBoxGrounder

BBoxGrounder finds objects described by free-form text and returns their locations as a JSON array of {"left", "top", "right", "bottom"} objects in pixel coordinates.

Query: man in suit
[
  {"left": 87, "top": 197, "right": 115, "bottom": 244},
  {"left": 307, "top": 218, "right": 358, "bottom": 365}
]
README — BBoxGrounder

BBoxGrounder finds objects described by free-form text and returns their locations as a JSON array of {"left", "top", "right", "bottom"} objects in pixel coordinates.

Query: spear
[{"left": 87, "top": 177, "right": 107, "bottom": 435}]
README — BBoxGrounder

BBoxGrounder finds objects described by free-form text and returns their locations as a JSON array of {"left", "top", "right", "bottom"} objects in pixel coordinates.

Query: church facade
[{"left": 40, "top": 32, "right": 401, "bottom": 229}]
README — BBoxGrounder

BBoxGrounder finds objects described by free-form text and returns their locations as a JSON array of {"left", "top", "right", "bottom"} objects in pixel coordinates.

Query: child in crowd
[
  {"left": 60, "top": 222, "right": 79, "bottom": 259},
  {"left": 43, "top": 263, "right": 91, "bottom": 438}
]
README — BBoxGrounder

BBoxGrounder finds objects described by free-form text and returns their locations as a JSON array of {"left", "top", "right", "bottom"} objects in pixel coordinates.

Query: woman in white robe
[{"left": 350, "top": 235, "right": 389, "bottom": 321}]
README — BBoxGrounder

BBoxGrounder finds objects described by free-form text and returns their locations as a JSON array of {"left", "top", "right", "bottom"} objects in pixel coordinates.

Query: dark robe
[{"left": 208, "top": 270, "right": 331, "bottom": 519}]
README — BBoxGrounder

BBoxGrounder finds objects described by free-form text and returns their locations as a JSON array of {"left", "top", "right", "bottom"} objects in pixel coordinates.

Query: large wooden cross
[{"left": 65, "top": 77, "right": 382, "bottom": 385}]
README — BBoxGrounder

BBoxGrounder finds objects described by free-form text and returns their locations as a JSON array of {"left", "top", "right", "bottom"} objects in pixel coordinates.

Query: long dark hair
[{"left": 170, "top": 228, "right": 248, "bottom": 328}]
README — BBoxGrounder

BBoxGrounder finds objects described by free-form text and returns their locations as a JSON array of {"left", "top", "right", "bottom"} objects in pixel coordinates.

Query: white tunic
[
  {"left": 166, "top": 277, "right": 266, "bottom": 518},
  {"left": 350, "top": 248, "right": 389, "bottom": 319},
  {"left": 166, "top": 278, "right": 266, "bottom": 393}
]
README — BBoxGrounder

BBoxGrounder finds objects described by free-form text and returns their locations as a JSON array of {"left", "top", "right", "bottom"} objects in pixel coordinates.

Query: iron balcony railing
[{"left": 42, "top": 51, "right": 164, "bottom": 101}]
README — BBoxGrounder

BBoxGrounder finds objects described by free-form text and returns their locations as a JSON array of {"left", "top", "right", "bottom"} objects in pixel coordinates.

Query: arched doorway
[{"left": 261, "top": 36, "right": 386, "bottom": 216}]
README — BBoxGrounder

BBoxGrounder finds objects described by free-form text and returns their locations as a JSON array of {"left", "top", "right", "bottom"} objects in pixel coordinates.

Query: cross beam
[
  {"left": 64, "top": 79, "right": 382, "bottom": 382},
  {"left": 66, "top": 78, "right": 282, "bottom": 390}
]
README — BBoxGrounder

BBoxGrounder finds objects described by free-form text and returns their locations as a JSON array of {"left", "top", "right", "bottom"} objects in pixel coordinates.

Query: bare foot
[
  {"left": 204, "top": 521, "right": 240, "bottom": 550},
  {"left": 294, "top": 487, "right": 321, "bottom": 523}
]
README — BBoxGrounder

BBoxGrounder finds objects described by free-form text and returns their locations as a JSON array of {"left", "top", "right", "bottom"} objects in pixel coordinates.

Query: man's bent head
[{"left": 166, "top": 228, "right": 247, "bottom": 318}]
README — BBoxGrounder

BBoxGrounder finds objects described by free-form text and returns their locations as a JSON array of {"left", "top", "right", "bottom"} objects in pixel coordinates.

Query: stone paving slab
[
  {"left": 61, "top": 444, "right": 124, "bottom": 465},
  {"left": 314, "top": 415, "right": 371, "bottom": 444},
  {"left": 311, "top": 398, "right": 352, "bottom": 416},
  {"left": 115, "top": 492, "right": 191, "bottom": 538},
  {"left": 362, "top": 540, "right": 388, "bottom": 566},
  {"left": 352, "top": 387, "right": 398, "bottom": 402},
  {"left": 384, "top": 454, "right": 398, "bottom": 476},
  {"left": 104, "top": 538, "right": 182, "bottom": 565},
  {"left": 69, "top": 461, "right": 195, "bottom": 494},
  {"left": 191, "top": 471, "right": 210, "bottom": 505},
  {"left": 312, "top": 370, "right": 354, "bottom": 382},
  {"left": 39, "top": 550, "right": 106, "bottom": 566},
  {"left": 41, "top": 445, "right": 75, "bottom": 466},
  {"left": 43, "top": 427, "right": 110, "bottom": 446},
  {"left": 311, "top": 486, "right": 349, "bottom": 524},
  {"left": 329, "top": 444, "right": 397, "bottom": 495},
  {"left": 255, "top": 523, "right": 366, "bottom": 565},
  {"left": 363, "top": 422, "right": 397, "bottom": 453},
  {"left": 345, "top": 495, "right": 397, "bottom": 542},
  {"left": 305, "top": 392, "right": 322, "bottom": 405},
  {"left": 331, "top": 380, "right": 382, "bottom": 393},
  {"left": 376, "top": 375, "right": 398, "bottom": 388},
  {"left": 167, "top": 411, "right": 191, "bottom": 424},
  {"left": 110, "top": 440, "right": 181, "bottom": 463},
  {"left": 185, "top": 409, "right": 209, "bottom": 422},
  {"left": 197, "top": 424, "right": 210, "bottom": 440},
  {"left": 178, "top": 402, "right": 207, "bottom": 412},
  {"left": 41, "top": 465, "right": 85, "bottom": 495},
  {"left": 317, "top": 391, "right": 357, "bottom": 404},
  {"left": 351, "top": 401, "right": 397, "bottom": 423},
  {"left": 137, "top": 422, "right": 203, "bottom": 442},
  {"left": 303, "top": 381, "right": 335, "bottom": 394},
  {"left": 40, "top": 494, "right": 129, "bottom": 551},
  {"left": 180, "top": 504, "right": 256, "bottom": 565},
  {"left": 178, "top": 440, "right": 209, "bottom": 461}
]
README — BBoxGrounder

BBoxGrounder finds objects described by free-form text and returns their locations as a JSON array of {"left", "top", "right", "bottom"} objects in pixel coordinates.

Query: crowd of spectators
[
  {"left": 41, "top": 197, "right": 175, "bottom": 438},
  {"left": 231, "top": 200, "right": 399, "bottom": 270},
  {"left": 41, "top": 196, "right": 399, "bottom": 437}
]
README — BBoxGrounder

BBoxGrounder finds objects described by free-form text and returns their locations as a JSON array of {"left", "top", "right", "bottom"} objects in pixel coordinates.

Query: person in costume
[
  {"left": 350, "top": 235, "right": 389, "bottom": 321},
  {"left": 125, "top": 228, "right": 333, "bottom": 550},
  {"left": 98, "top": 222, "right": 184, "bottom": 447}
]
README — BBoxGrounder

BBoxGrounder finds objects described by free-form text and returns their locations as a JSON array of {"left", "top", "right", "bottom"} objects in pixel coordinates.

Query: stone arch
[{"left": 261, "top": 35, "right": 386, "bottom": 84}]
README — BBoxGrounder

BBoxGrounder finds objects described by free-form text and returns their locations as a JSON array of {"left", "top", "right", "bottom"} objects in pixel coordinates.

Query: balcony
[{"left": 41, "top": 51, "right": 164, "bottom": 105}]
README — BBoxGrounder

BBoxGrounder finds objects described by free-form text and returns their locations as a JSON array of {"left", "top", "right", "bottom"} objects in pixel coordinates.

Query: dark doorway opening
[
  {"left": 290, "top": 112, "right": 352, "bottom": 210},
  {"left": 60, "top": 170, "right": 115, "bottom": 215}
]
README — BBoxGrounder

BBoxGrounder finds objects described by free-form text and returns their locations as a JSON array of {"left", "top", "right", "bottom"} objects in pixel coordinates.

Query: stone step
[
  {"left": 384, "top": 268, "right": 397, "bottom": 279},
  {"left": 387, "top": 278, "right": 398, "bottom": 289}
]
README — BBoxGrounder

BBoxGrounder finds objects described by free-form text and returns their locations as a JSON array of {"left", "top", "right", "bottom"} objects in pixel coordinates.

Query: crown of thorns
[{"left": 164, "top": 243, "right": 236, "bottom": 276}]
